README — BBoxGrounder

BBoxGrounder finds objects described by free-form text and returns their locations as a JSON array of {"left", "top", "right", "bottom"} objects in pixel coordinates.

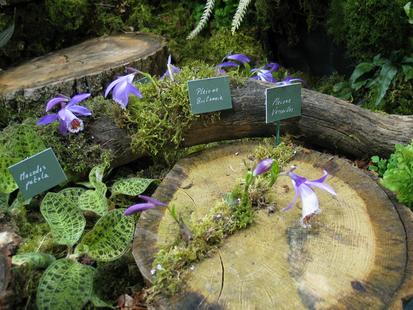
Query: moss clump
[
  {"left": 327, "top": 0, "right": 410, "bottom": 62},
  {"left": 253, "top": 138, "right": 297, "bottom": 167},
  {"left": 45, "top": 0, "right": 89, "bottom": 31},
  {"left": 122, "top": 62, "right": 226, "bottom": 162}
]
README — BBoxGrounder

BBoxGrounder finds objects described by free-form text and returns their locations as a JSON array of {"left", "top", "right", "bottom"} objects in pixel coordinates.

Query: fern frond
[
  {"left": 187, "top": 0, "right": 215, "bottom": 40},
  {"left": 231, "top": 0, "right": 253, "bottom": 34}
]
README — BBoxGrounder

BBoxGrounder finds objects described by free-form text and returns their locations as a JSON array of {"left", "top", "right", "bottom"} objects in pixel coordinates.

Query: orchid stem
[{"left": 275, "top": 121, "right": 281, "bottom": 146}]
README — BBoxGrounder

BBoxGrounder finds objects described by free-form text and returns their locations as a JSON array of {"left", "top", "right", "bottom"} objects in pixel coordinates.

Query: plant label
[
  {"left": 8, "top": 148, "right": 67, "bottom": 199},
  {"left": 188, "top": 76, "right": 232, "bottom": 114},
  {"left": 265, "top": 83, "right": 302, "bottom": 123}
]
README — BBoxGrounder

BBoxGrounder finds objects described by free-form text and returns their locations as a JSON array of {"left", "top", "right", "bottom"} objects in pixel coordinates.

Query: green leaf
[
  {"left": 350, "top": 62, "right": 376, "bottom": 88},
  {"left": 111, "top": 177, "right": 155, "bottom": 196},
  {"left": 40, "top": 192, "right": 86, "bottom": 246},
  {"left": 75, "top": 209, "right": 135, "bottom": 262},
  {"left": 371, "top": 155, "right": 380, "bottom": 163},
  {"left": 36, "top": 259, "right": 95, "bottom": 310},
  {"left": 59, "top": 187, "right": 86, "bottom": 201},
  {"left": 12, "top": 252, "right": 56, "bottom": 269},
  {"left": 89, "top": 163, "right": 107, "bottom": 189},
  {"left": 0, "top": 193, "right": 9, "bottom": 209},
  {"left": 9, "top": 191, "right": 31, "bottom": 209},
  {"left": 3, "top": 124, "right": 46, "bottom": 159},
  {"left": 90, "top": 294, "right": 116, "bottom": 309},
  {"left": 78, "top": 190, "right": 108, "bottom": 216},
  {"left": 0, "top": 22, "right": 14, "bottom": 48},
  {"left": 402, "top": 65, "right": 413, "bottom": 81},
  {"left": 0, "top": 156, "right": 19, "bottom": 194},
  {"left": 382, "top": 142, "right": 413, "bottom": 205},
  {"left": 373, "top": 63, "right": 398, "bottom": 106},
  {"left": 404, "top": 2, "right": 413, "bottom": 24}
]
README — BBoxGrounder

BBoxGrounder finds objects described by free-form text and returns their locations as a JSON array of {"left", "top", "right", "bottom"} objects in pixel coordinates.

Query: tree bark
[{"left": 132, "top": 141, "right": 413, "bottom": 310}]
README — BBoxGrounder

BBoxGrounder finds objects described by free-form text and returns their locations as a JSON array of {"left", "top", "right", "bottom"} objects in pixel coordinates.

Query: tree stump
[
  {"left": 0, "top": 33, "right": 167, "bottom": 114},
  {"left": 133, "top": 141, "right": 413, "bottom": 309}
]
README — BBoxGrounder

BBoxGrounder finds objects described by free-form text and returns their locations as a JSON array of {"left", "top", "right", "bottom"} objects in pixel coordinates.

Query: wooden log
[
  {"left": 87, "top": 79, "right": 413, "bottom": 171},
  {"left": 0, "top": 33, "right": 167, "bottom": 115},
  {"left": 132, "top": 141, "right": 413, "bottom": 309}
]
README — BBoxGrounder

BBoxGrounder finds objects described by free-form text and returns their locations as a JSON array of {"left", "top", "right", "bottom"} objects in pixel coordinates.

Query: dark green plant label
[
  {"left": 8, "top": 148, "right": 67, "bottom": 199},
  {"left": 265, "top": 83, "right": 302, "bottom": 123},
  {"left": 188, "top": 76, "right": 232, "bottom": 114}
]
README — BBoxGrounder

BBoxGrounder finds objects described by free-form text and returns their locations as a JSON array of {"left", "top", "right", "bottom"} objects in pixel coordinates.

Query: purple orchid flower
[
  {"left": 216, "top": 53, "right": 251, "bottom": 73},
  {"left": 37, "top": 93, "right": 92, "bottom": 134},
  {"left": 283, "top": 166, "right": 336, "bottom": 227},
  {"left": 104, "top": 71, "right": 143, "bottom": 109},
  {"left": 124, "top": 195, "right": 167, "bottom": 216},
  {"left": 251, "top": 62, "right": 281, "bottom": 83},
  {"left": 160, "top": 55, "right": 181, "bottom": 81},
  {"left": 253, "top": 158, "right": 274, "bottom": 176},
  {"left": 275, "top": 76, "right": 304, "bottom": 86}
]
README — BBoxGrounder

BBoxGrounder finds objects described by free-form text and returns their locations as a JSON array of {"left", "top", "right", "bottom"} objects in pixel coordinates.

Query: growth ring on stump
[{"left": 133, "top": 141, "right": 413, "bottom": 309}]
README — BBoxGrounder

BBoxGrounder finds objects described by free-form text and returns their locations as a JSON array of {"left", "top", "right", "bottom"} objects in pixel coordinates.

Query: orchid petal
[
  {"left": 67, "top": 105, "right": 92, "bottom": 116},
  {"left": 104, "top": 77, "right": 121, "bottom": 98},
  {"left": 216, "top": 61, "right": 239, "bottom": 68},
  {"left": 299, "top": 184, "right": 320, "bottom": 219},
  {"left": 58, "top": 108, "right": 76, "bottom": 122},
  {"left": 126, "top": 84, "right": 143, "bottom": 98},
  {"left": 46, "top": 97, "right": 68, "bottom": 112},
  {"left": 124, "top": 203, "right": 156, "bottom": 215},
  {"left": 68, "top": 93, "right": 91, "bottom": 106},
  {"left": 306, "top": 181, "right": 337, "bottom": 196},
  {"left": 288, "top": 172, "right": 307, "bottom": 188},
  {"left": 37, "top": 113, "right": 58, "bottom": 125},
  {"left": 58, "top": 120, "right": 68, "bottom": 135},
  {"left": 67, "top": 117, "right": 84, "bottom": 133},
  {"left": 265, "top": 62, "right": 279, "bottom": 72},
  {"left": 227, "top": 53, "right": 251, "bottom": 64},
  {"left": 282, "top": 179, "right": 299, "bottom": 212},
  {"left": 125, "top": 73, "right": 135, "bottom": 84},
  {"left": 253, "top": 158, "right": 274, "bottom": 176},
  {"left": 138, "top": 195, "right": 167, "bottom": 206},
  {"left": 112, "top": 83, "right": 129, "bottom": 109}
]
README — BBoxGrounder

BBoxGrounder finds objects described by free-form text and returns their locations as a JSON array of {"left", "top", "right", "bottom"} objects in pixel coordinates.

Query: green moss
[
  {"left": 328, "top": 0, "right": 410, "bottom": 62},
  {"left": 253, "top": 138, "right": 297, "bottom": 167},
  {"left": 123, "top": 62, "right": 224, "bottom": 162},
  {"left": 45, "top": 0, "right": 89, "bottom": 31},
  {"left": 383, "top": 76, "right": 413, "bottom": 115}
]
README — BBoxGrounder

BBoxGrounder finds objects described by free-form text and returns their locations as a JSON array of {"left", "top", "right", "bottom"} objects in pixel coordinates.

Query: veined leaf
[
  {"left": 9, "top": 191, "right": 31, "bottom": 209},
  {"left": 40, "top": 192, "right": 86, "bottom": 246},
  {"left": 111, "top": 177, "right": 155, "bottom": 196},
  {"left": 350, "top": 62, "right": 376, "bottom": 88},
  {"left": 402, "top": 65, "right": 413, "bottom": 81},
  {"left": 78, "top": 190, "right": 108, "bottom": 216},
  {"left": 0, "top": 156, "right": 19, "bottom": 194},
  {"left": 12, "top": 252, "right": 55, "bottom": 269},
  {"left": 36, "top": 259, "right": 95, "bottom": 310},
  {"left": 59, "top": 187, "right": 86, "bottom": 201},
  {"left": 0, "top": 192, "right": 9, "bottom": 208},
  {"left": 90, "top": 294, "right": 116, "bottom": 309},
  {"left": 374, "top": 63, "right": 398, "bottom": 106},
  {"left": 75, "top": 209, "right": 135, "bottom": 262},
  {"left": 89, "top": 163, "right": 107, "bottom": 189}
]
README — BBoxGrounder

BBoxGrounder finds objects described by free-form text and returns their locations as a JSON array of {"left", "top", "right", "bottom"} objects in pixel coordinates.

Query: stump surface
[
  {"left": 133, "top": 141, "right": 413, "bottom": 309},
  {"left": 0, "top": 33, "right": 167, "bottom": 109}
]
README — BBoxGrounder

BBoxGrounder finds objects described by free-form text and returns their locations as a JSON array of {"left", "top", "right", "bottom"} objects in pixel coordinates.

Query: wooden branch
[
  {"left": 132, "top": 141, "right": 413, "bottom": 309},
  {"left": 88, "top": 79, "right": 413, "bottom": 171}
]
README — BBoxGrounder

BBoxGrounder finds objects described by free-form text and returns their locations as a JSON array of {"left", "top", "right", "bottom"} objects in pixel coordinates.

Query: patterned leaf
[
  {"left": 90, "top": 294, "right": 116, "bottom": 309},
  {"left": 78, "top": 190, "right": 108, "bottom": 216},
  {"left": 0, "top": 21, "right": 14, "bottom": 48},
  {"left": 75, "top": 209, "right": 135, "bottom": 262},
  {"left": 9, "top": 191, "right": 31, "bottom": 209},
  {"left": 0, "top": 156, "right": 19, "bottom": 194},
  {"left": 59, "top": 187, "right": 86, "bottom": 201},
  {"left": 12, "top": 252, "right": 56, "bottom": 269},
  {"left": 111, "top": 177, "right": 155, "bottom": 196},
  {"left": 40, "top": 192, "right": 86, "bottom": 246},
  {"left": 3, "top": 124, "right": 46, "bottom": 159},
  {"left": 36, "top": 259, "right": 95, "bottom": 310},
  {"left": 0, "top": 193, "right": 9, "bottom": 209},
  {"left": 89, "top": 163, "right": 107, "bottom": 189}
]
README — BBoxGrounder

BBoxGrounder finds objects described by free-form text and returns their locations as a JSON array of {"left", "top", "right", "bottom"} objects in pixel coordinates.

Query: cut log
[
  {"left": 132, "top": 141, "right": 413, "bottom": 309},
  {"left": 0, "top": 33, "right": 167, "bottom": 114}
]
